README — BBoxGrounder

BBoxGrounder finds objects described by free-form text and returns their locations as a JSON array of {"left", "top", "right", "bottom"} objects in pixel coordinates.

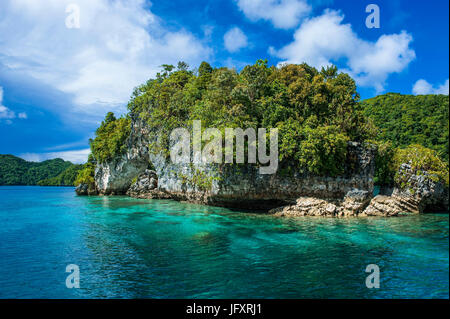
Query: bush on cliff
[
  {"left": 90, "top": 112, "right": 131, "bottom": 164},
  {"left": 393, "top": 144, "right": 449, "bottom": 187}
]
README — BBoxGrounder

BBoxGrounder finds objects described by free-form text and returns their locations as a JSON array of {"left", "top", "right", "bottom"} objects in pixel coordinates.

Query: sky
[{"left": 0, "top": 0, "right": 448, "bottom": 163}]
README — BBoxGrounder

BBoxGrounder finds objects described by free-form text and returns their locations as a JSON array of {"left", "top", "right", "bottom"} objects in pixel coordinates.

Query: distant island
[{"left": 0, "top": 154, "right": 82, "bottom": 186}]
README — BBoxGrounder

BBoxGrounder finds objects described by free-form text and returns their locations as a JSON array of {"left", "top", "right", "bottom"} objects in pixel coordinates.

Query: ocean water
[{"left": 0, "top": 186, "right": 448, "bottom": 299}]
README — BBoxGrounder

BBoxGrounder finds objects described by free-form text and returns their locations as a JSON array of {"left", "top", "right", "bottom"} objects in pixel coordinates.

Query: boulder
[
  {"left": 391, "top": 164, "right": 449, "bottom": 213},
  {"left": 127, "top": 169, "right": 158, "bottom": 195},
  {"left": 269, "top": 197, "right": 339, "bottom": 217},
  {"left": 75, "top": 183, "right": 97, "bottom": 196},
  {"left": 361, "top": 195, "right": 402, "bottom": 216},
  {"left": 340, "top": 189, "right": 371, "bottom": 216}
]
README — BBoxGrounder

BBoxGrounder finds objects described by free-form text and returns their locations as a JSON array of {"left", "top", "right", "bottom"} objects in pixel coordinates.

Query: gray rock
[
  {"left": 91, "top": 117, "right": 377, "bottom": 210},
  {"left": 363, "top": 164, "right": 449, "bottom": 215},
  {"left": 127, "top": 169, "right": 158, "bottom": 195},
  {"left": 75, "top": 183, "right": 97, "bottom": 196}
]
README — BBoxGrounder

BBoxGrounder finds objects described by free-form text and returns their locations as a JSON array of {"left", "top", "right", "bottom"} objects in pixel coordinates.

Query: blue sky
[{"left": 0, "top": 0, "right": 448, "bottom": 163}]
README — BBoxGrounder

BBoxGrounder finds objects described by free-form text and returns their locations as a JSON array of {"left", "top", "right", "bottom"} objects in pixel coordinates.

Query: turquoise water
[{"left": 0, "top": 186, "right": 448, "bottom": 299}]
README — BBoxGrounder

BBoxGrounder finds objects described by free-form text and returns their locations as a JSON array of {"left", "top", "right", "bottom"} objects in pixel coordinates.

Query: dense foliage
[
  {"left": 90, "top": 112, "right": 131, "bottom": 164},
  {"left": 74, "top": 162, "right": 95, "bottom": 188},
  {"left": 362, "top": 93, "right": 449, "bottom": 162},
  {"left": 127, "top": 60, "right": 374, "bottom": 176},
  {"left": 362, "top": 93, "right": 449, "bottom": 186},
  {"left": 0, "top": 154, "right": 77, "bottom": 185}
]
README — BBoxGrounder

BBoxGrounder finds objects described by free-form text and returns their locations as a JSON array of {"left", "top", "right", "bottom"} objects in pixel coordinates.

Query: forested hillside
[
  {"left": 0, "top": 154, "right": 81, "bottom": 186},
  {"left": 362, "top": 93, "right": 449, "bottom": 162}
]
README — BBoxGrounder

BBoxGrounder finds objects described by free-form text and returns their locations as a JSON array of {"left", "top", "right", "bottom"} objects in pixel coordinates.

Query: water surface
[{"left": 0, "top": 186, "right": 448, "bottom": 298}]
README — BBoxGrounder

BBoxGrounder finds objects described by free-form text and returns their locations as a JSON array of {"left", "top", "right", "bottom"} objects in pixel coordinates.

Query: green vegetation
[
  {"left": 90, "top": 112, "right": 131, "bottom": 164},
  {"left": 393, "top": 144, "right": 449, "bottom": 187},
  {"left": 74, "top": 162, "right": 95, "bottom": 188},
  {"left": 362, "top": 93, "right": 449, "bottom": 162},
  {"left": 0, "top": 154, "right": 79, "bottom": 186},
  {"left": 73, "top": 112, "right": 130, "bottom": 188},
  {"left": 362, "top": 93, "right": 449, "bottom": 186},
  {"left": 38, "top": 164, "right": 83, "bottom": 186},
  {"left": 128, "top": 60, "right": 374, "bottom": 177}
]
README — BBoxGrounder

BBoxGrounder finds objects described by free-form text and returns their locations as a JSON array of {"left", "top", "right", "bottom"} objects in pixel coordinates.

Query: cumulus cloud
[
  {"left": 236, "top": 0, "right": 311, "bottom": 29},
  {"left": 0, "top": 0, "right": 211, "bottom": 116},
  {"left": 224, "top": 27, "right": 248, "bottom": 53},
  {"left": 19, "top": 148, "right": 90, "bottom": 164},
  {"left": 270, "top": 10, "right": 416, "bottom": 92},
  {"left": 412, "top": 79, "right": 449, "bottom": 95}
]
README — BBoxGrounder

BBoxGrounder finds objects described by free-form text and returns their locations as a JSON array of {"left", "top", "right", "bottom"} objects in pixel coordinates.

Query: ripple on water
[{"left": 0, "top": 186, "right": 448, "bottom": 299}]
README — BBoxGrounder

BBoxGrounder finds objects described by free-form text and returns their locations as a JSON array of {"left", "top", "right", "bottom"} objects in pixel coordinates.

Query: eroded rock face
[
  {"left": 90, "top": 116, "right": 450, "bottom": 216},
  {"left": 340, "top": 189, "right": 372, "bottom": 216},
  {"left": 362, "top": 195, "right": 402, "bottom": 217},
  {"left": 391, "top": 164, "right": 449, "bottom": 213},
  {"left": 93, "top": 116, "right": 379, "bottom": 210},
  {"left": 362, "top": 164, "right": 449, "bottom": 216},
  {"left": 95, "top": 117, "right": 151, "bottom": 195},
  {"left": 127, "top": 169, "right": 158, "bottom": 196},
  {"left": 143, "top": 142, "right": 376, "bottom": 210}
]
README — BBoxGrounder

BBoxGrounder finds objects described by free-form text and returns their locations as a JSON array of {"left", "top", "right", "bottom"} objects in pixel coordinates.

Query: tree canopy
[{"left": 126, "top": 60, "right": 374, "bottom": 177}]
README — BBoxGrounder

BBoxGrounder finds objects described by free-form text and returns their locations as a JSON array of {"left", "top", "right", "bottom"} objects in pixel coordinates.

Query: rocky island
[{"left": 75, "top": 61, "right": 449, "bottom": 217}]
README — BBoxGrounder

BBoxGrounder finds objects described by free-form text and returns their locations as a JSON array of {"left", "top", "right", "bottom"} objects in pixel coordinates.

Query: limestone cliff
[{"left": 91, "top": 115, "right": 377, "bottom": 210}]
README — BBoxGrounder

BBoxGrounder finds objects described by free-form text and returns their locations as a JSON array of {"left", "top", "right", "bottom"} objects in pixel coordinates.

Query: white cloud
[
  {"left": 224, "top": 27, "right": 248, "bottom": 53},
  {"left": 19, "top": 148, "right": 90, "bottom": 164},
  {"left": 0, "top": 86, "right": 15, "bottom": 119},
  {"left": 0, "top": 0, "right": 211, "bottom": 116},
  {"left": 0, "top": 86, "right": 28, "bottom": 121},
  {"left": 18, "top": 112, "right": 27, "bottom": 119},
  {"left": 412, "top": 79, "right": 449, "bottom": 95},
  {"left": 270, "top": 10, "right": 416, "bottom": 92},
  {"left": 236, "top": 0, "right": 311, "bottom": 29}
]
